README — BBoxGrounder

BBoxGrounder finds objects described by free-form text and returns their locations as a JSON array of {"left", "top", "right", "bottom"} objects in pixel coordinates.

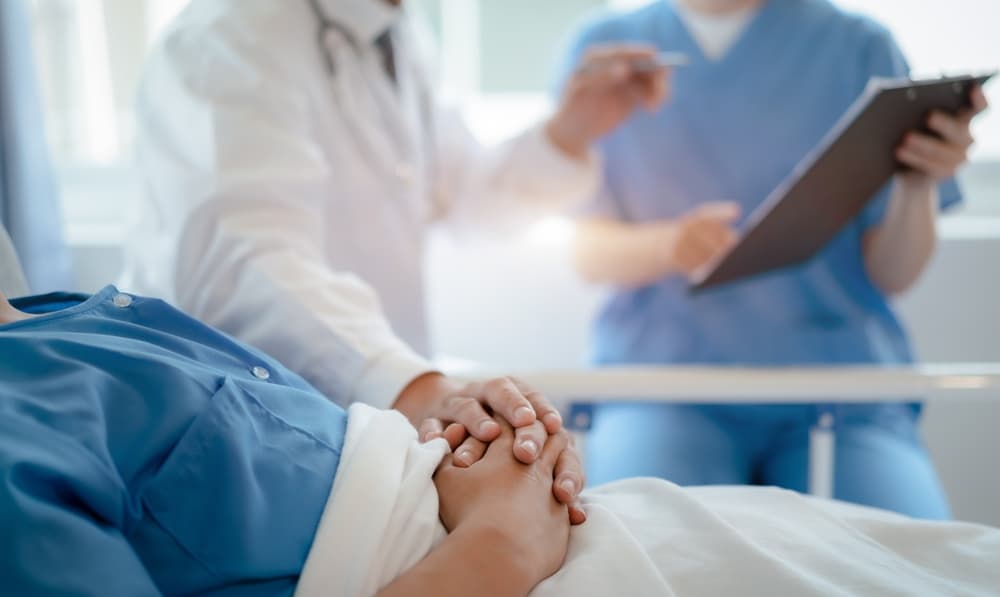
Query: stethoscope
[
  {"left": 307, "top": 0, "right": 357, "bottom": 76},
  {"left": 305, "top": 0, "right": 445, "bottom": 215}
]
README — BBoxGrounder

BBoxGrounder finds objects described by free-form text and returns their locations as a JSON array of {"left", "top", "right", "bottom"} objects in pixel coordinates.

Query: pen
[{"left": 579, "top": 51, "right": 690, "bottom": 75}]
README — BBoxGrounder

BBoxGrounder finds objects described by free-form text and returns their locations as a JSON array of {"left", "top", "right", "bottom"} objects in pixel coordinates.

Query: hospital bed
[
  {"left": 6, "top": 225, "right": 1000, "bottom": 594},
  {"left": 447, "top": 362, "right": 1000, "bottom": 499},
  {"left": 3, "top": 223, "right": 996, "bottom": 502}
]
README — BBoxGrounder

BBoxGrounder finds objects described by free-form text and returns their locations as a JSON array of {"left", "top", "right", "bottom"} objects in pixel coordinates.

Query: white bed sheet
[{"left": 296, "top": 404, "right": 1000, "bottom": 596}]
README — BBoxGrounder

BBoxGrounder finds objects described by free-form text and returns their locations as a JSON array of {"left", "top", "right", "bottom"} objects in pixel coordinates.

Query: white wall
[{"left": 897, "top": 233, "right": 1000, "bottom": 527}]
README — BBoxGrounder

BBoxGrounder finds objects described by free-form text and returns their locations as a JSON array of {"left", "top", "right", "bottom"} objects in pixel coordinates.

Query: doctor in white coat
[{"left": 125, "top": 0, "right": 669, "bottom": 518}]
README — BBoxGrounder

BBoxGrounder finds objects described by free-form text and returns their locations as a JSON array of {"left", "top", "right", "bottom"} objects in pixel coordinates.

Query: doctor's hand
[
  {"left": 396, "top": 372, "right": 587, "bottom": 524},
  {"left": 434, "top": 417, "right": 571, "bottom": 591},
  {"left": 547, "top": 44, "right": 672, "bottom": 160},
  {"left": 663, "top": 202, "right": 741, "bottom": 279},
  {"left": 896, "top": 85, "right": 989, "bottom": 186}
]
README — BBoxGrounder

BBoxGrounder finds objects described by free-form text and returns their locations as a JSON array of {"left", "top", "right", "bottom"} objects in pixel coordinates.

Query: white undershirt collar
[{"left": 675, "top": 3, "right": 760, "bottom": 61}]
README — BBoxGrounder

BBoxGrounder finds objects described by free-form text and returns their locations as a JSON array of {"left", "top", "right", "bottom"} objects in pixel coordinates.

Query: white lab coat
[{"left": 122, "top": 0, "right": 598, "bottom": 409}]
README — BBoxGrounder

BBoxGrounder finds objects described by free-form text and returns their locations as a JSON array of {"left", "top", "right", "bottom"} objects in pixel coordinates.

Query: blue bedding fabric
[{"left": 0, "top": 286, "right": 348, "bottom": 596}]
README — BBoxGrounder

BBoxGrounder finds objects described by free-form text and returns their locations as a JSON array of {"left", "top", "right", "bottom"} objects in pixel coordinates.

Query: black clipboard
[{"left": 691, "top": 72, "right": 996, "bottom": 291}]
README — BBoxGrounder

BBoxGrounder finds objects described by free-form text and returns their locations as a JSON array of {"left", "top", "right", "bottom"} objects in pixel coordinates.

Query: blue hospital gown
[
  {"left": 556, "top": 0, "right": 958, "bottom": 517},
  {"left": 0, "top": 286, "right": 348, "bottom": 596}
]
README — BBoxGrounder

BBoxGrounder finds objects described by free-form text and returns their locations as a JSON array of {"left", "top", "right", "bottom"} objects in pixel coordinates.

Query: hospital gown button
[
  {"left": 112, "top": 293, "right": 133, "bottom": 308},
  {"left": 251, "top": 366, "right": 271, "bottom": 381}
]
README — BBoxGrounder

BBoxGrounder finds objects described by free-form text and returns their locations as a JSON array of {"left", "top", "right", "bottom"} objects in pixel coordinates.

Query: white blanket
[{"left": 297, "top": 404, "right": 1000, "bottom": 596}]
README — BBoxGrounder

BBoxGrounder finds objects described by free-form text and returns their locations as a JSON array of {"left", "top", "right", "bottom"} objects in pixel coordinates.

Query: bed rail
[
  {"left": 447, "top": 363, "right": 1000, "bottom": 403},
  {"left": 443, "top": 362, "right": 1000, "bottom": 498}
]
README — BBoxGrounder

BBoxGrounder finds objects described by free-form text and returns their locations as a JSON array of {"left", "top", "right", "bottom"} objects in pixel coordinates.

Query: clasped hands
[
  {"left": 394, "top": 372, "right": 586, "bottom": 524},
  {"left": 393, "top": 373, "right": 582, "bottom": 590}
]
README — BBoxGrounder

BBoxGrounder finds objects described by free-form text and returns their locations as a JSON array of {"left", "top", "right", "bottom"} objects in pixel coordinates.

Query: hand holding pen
[
  {"left": 546, "top": 45, "right": 687, "bottom": 159},
  {"left": 577, "top": 50, "right": 690, "bottom": 75}
]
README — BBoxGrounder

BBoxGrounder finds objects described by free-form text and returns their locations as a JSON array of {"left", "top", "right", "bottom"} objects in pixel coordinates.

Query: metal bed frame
[{"left": 449, "top": 363, "right": 1000, "bottom": 498}]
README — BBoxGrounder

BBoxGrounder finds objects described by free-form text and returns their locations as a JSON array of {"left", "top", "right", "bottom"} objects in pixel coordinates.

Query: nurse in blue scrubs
[{"left": 559, "top": 0, "right": 988, "bottom": 518}]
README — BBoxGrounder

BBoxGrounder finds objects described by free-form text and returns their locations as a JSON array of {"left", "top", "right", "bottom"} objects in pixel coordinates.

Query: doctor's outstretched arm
[{"left": 432, "top": 45, "right": 671, "bottom": 232}]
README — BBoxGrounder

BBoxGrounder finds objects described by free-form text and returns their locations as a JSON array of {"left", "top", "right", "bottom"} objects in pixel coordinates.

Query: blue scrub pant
[{"left": 584, "top": 403, "right": 951, "bottom": 520}]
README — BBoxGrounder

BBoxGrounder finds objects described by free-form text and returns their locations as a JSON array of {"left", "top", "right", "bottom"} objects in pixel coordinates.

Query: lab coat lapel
[
  {"left": 321, "top": 30, "right": 423, "bottom": 196},
  {"left": 377, "top": 30, "right": 427, "bottom": 189}
]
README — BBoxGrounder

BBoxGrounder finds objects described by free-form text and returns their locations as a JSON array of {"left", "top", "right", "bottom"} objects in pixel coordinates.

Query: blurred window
[{"left": 28, "top": 0, "right": 999, "bottom": 242}]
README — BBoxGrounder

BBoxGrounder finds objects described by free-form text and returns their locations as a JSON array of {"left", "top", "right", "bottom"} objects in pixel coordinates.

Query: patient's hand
[
  {"left": 434, "top": 417, "right": 572, "bottom": 589},
  {"left": 399, "top": 373, "right": 587, "bottom": 524}
]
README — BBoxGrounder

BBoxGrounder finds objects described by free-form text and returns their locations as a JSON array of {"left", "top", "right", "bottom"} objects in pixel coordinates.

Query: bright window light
[{"left": 23, "top": 0, "right": 1000, "bottom": 241}]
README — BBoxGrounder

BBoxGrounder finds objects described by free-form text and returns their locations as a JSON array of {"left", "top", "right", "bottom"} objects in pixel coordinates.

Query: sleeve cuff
[
  {"left": 519, "top": 123, "right": 602, "bottom": 203},
  {"left": 349, "top": 345, "right": 436, "bottom": 410}
]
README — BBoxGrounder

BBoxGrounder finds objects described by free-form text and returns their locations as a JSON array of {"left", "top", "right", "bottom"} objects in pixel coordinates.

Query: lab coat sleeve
[
  {"left": 0, "top": 419, "right": 163, "bottom": 596},
  {"left": 137, "top": 29, "right": 430, "bottom": 410},
  {"left": 431, "top": 103, "right": 602, "bottom": 234},
  {"left": 550, "top": 16, "right": 624, "bottom": 221}
]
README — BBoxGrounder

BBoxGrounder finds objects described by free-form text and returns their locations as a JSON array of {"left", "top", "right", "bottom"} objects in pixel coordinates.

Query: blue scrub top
[
  {"left": 558, "top": 0, "right": 961, "bottom": 367},
  {"left": 0, "top": 286, "right": 348, "bottom": 596}
]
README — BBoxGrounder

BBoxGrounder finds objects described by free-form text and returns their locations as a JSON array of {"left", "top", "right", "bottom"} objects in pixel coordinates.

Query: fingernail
[
  {"left": 479, "top": 420, "right": 498, "bottom": 435},
  {"left": 559, "top": 478, "right": 577, "bottom": 497},
  {"left": 520, "top": 439, "right": 539, "bottom": 457},
  {"left": 457, "top": 450, "right": 473, "bottom": 464},
  {"left": 543, "top": 412, "right": 562, "bottom": 428},
  {"left": 514, "top": 406, "right": 534, "bottom": 422}
]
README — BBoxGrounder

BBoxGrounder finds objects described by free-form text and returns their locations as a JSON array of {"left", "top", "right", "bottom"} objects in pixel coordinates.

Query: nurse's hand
[
  {"left": 397, "top": 372, "right": 587, "bottom": 523},
  {"left": 864, "top": 87, "right": 988, "bottom": 296},
  {"left": 665, "top": 202, "right": 741, "bottom": 278},
  {"left": 896, "top": 85, "right": 989, "bottom": 184},
  {"left": 547, "top": 44, "right": 672, "bottom": 160}
]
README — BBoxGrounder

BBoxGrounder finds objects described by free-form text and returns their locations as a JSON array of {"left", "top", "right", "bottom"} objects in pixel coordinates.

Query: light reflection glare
[{"left": 526, "top": 217, "right": 574, "bottom": 245}]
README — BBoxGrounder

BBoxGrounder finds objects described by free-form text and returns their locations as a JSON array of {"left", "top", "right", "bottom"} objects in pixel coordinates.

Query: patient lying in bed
[{"left": 2, "top": 286, "right": 999, "bottom": 597}]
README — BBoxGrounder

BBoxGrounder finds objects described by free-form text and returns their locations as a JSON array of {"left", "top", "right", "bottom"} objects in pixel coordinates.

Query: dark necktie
[{"left": 374, "top": 30, "right": 397, "bottom": 84}]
